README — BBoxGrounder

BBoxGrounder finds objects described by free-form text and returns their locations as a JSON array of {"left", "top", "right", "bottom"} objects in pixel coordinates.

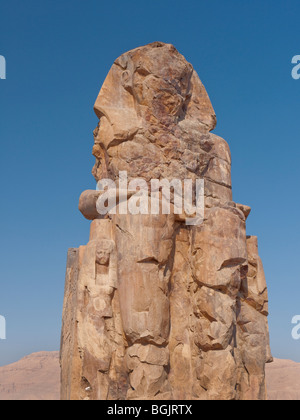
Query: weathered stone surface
[{"left": 60, "top": 42, "right": 272, "bottom": 400}]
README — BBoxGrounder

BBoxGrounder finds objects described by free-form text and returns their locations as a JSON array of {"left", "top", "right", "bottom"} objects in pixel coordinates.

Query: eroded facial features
[
  {"left": 93, "top": 116, "right": 114, "bottom": 149},
  {"left": 92, "top": 118, "right": 111, "bottom": 181},
  {"left": 92, "top": 42, "right": 218, "bottom": 183},
  {"left": 128, "top": 52, "right": 193, "bottom": 123}
]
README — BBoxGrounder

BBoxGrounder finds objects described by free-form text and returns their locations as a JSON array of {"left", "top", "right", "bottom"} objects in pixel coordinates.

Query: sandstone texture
[
  {"left": 60, "top": 42, "right": 272, "bottom": 400},
  {"left": 0, "top": 352, "right": 60, "bottom": 400}
]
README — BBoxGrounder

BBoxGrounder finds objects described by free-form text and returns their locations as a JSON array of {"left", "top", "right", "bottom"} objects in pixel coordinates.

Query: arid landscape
[
  {"left": 0, "top": 351, "right": 298, "bottom": 400},
  {"left": 0, "top": 352, "right": 60, "bottom": 400},
  {"left": 266, "top": 358, "right": 300, "bottom": 400}
]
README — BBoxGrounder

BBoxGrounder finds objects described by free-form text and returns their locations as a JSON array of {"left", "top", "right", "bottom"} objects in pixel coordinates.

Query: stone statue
[{"left": 60, "top": 42, "right": 272, "bottom": 400}]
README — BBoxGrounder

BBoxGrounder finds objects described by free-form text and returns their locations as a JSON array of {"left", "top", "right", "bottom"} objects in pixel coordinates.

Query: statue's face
[
  {"left": 94, "top": 43, "right": 216, "bottom": 136},
  {"left": 92, "top": 43, "right": 217, "bottom": 181},
  {"left": 124, "top": 47, "right": 194, "bottom": 121},
  {"left": 131, "top": 72, "right": 189, "bottom": 120}
]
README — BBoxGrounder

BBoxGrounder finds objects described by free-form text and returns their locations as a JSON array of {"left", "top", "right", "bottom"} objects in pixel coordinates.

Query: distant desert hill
[
  {"left": 0, "top": 352, "right": 299, "bottom": 400},
  {"left": 265, "top": 358, "right": 300, "bottom": 400},
  {"left": 0, "top": 351, "right": 60, "bottom": 400}
]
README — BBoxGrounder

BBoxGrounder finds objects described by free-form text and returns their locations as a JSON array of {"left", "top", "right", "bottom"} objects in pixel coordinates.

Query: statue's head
[{"left": 92, "top": 42, "right": 217, "bottom": 181}]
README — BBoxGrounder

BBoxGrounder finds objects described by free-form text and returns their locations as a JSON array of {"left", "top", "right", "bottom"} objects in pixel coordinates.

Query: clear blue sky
[{"left": 0, "top": 0, "right": 299, "bottom": 366}]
